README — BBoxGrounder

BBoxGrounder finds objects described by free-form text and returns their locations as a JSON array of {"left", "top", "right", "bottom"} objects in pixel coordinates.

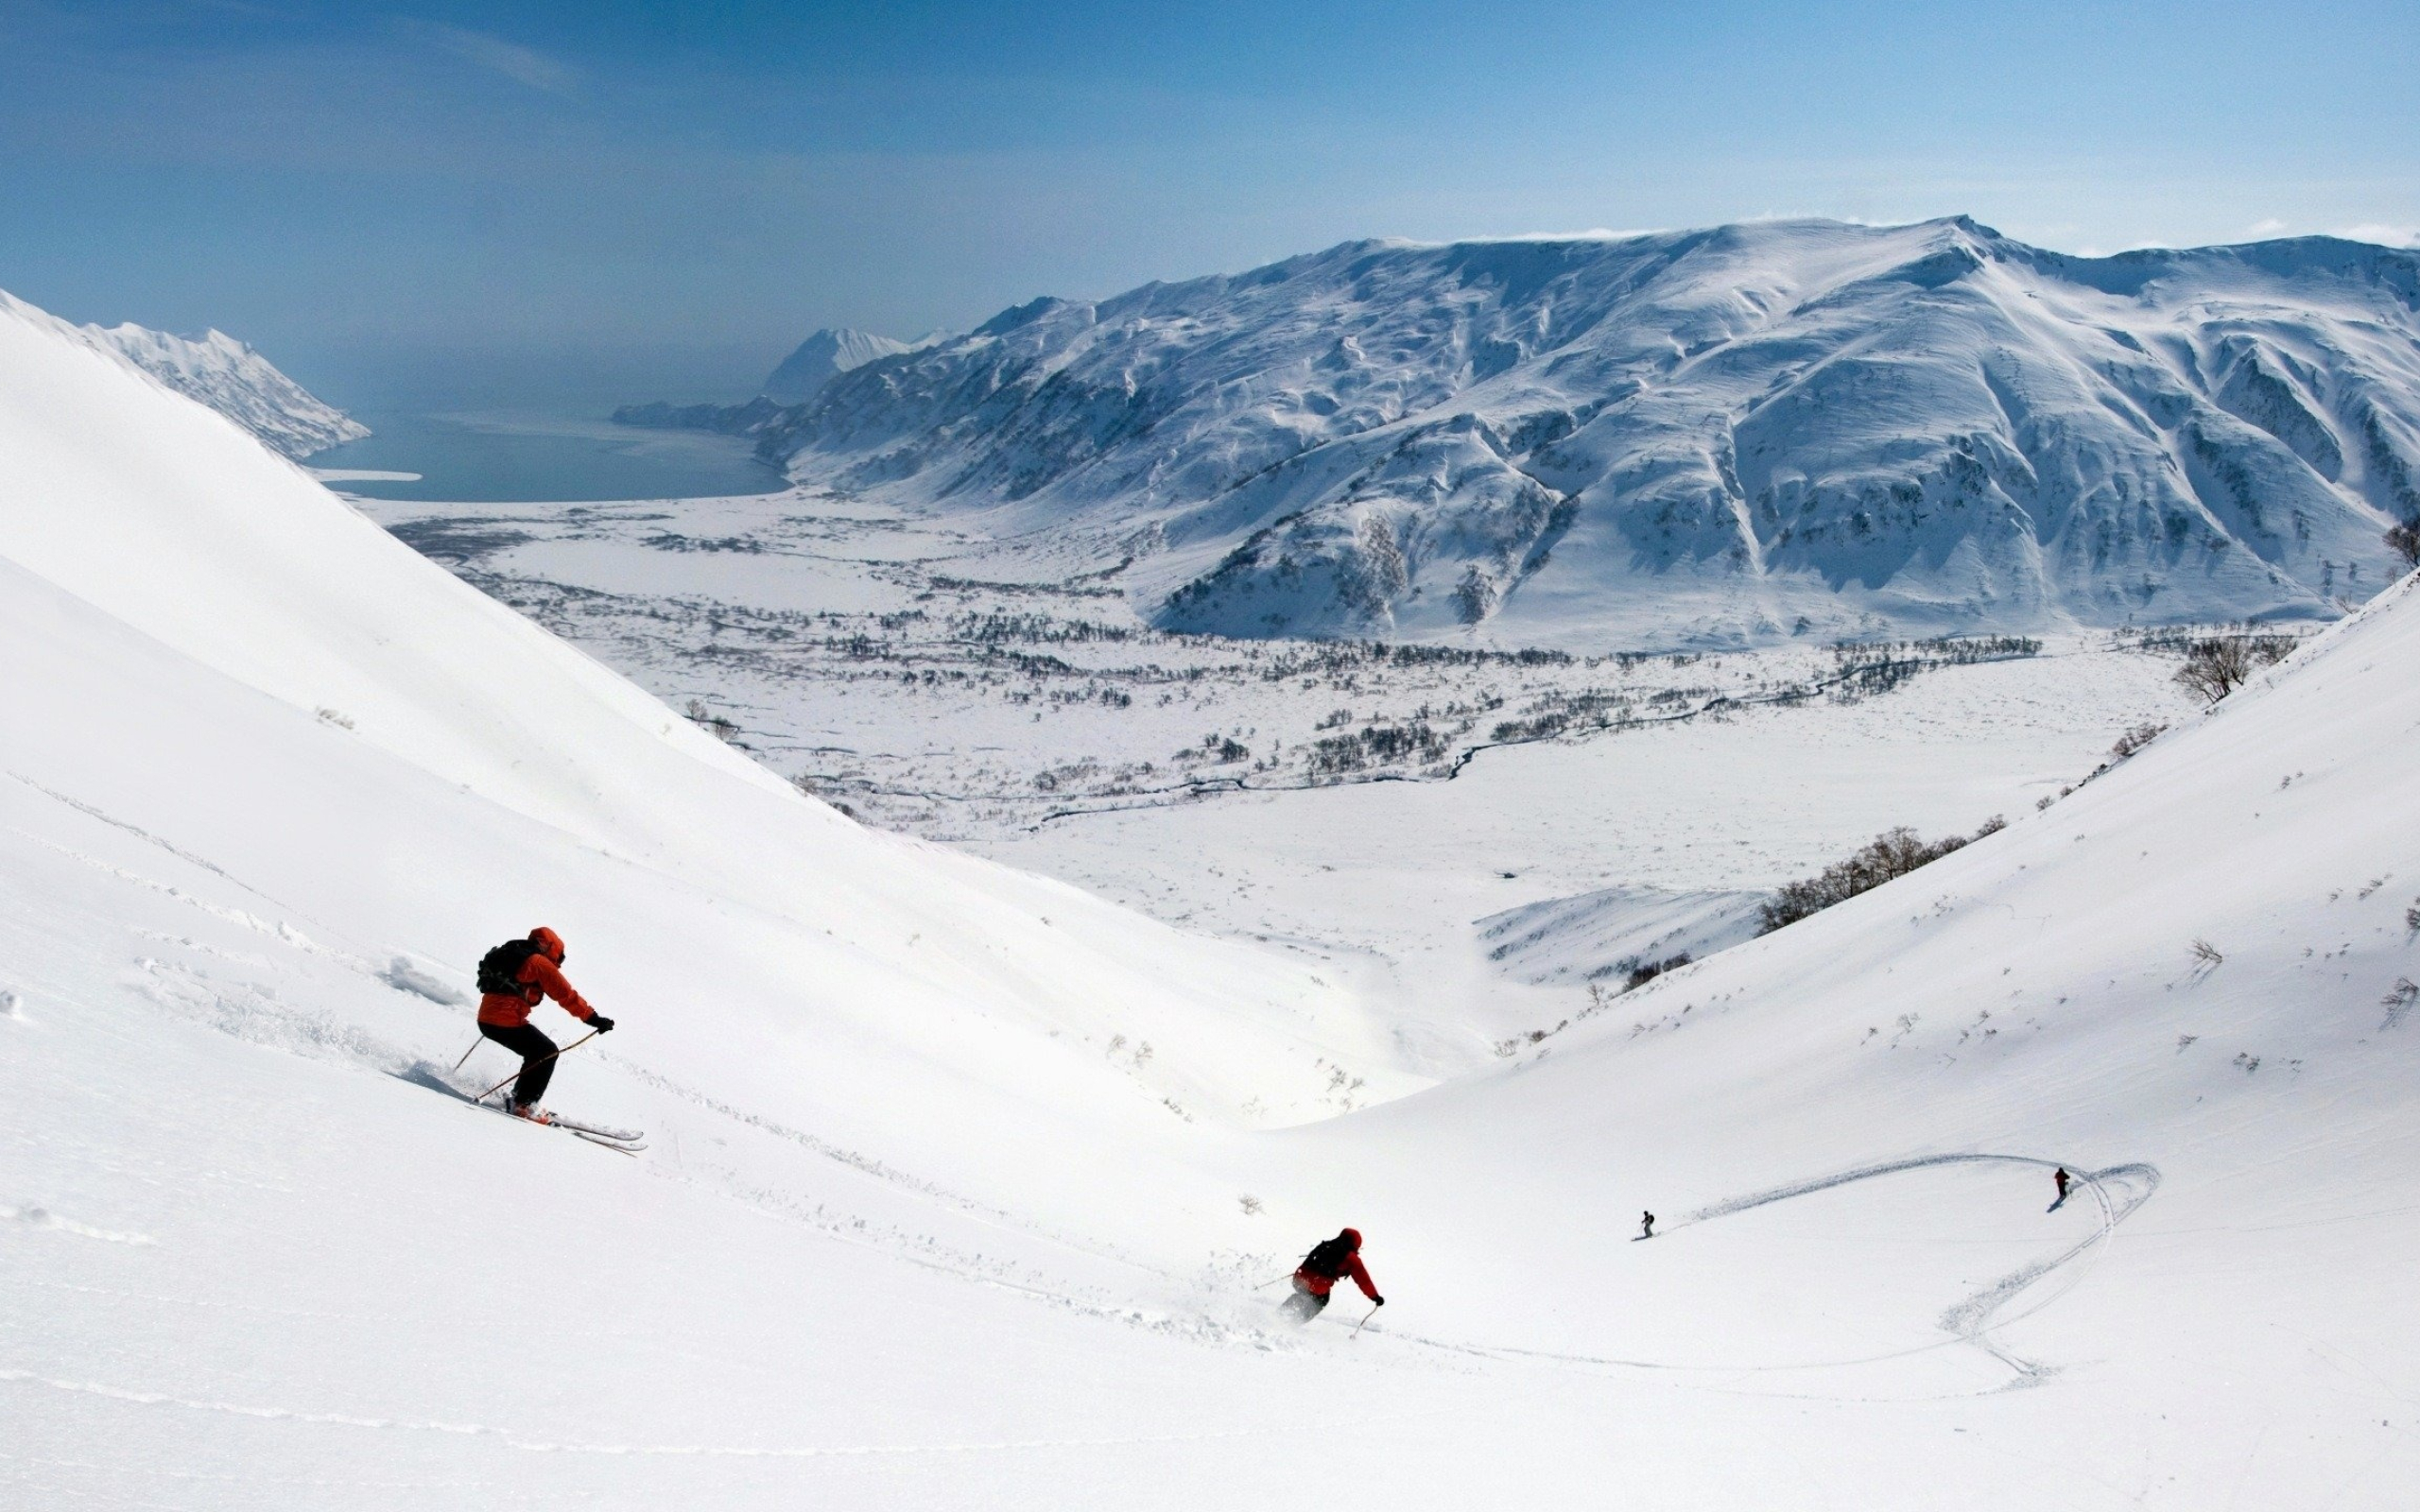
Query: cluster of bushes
[
  {"left": 1489, "top": 687, "right": 1642, "bottom": 743},
  {"left": 950, "top": 612, "right": 1134, "bottom": 644},
  {"left": 1174, "top": 733, "right": 1250, "bottom": 765},
  {"left": 2109, "top": 721, "right": 2167, "bottom": 761},
  {"left": 1616, "top": 953, "right": 1693, "bottom": 990},
  {"left": 1759, "top": 816, "right": 2007, "bottom": 935},
  {"left": 2173, "top": 634, "right": 2296, "bottom": 705},
  {"left": 1307, "top": 720, "right": 1449, "bottom": 775}
]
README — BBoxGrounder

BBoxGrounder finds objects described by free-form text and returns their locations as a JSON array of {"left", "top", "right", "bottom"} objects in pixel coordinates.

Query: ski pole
[
  {"left": 1352, "top": 1303, "right": 1379, "bottom": 1337},
  {"left": 451, "top": 1037, "right": 485, "bottom": 1073},
  {"left": 475, "top": 1030, "right": 599, "bottom": 1103}
]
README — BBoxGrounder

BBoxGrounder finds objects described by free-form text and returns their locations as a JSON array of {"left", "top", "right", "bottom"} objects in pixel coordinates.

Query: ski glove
[
  {"left": 1373, "top": 1296, "right": 1385, "bottom": 1306},
  {"left": 588, "top": 1015, "right": 615, "bottom": 1033}
]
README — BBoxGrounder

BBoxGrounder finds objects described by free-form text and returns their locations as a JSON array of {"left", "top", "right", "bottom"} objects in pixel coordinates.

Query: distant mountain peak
[{"left": 761, "top": 328, "right": 912, "bottom": 404}]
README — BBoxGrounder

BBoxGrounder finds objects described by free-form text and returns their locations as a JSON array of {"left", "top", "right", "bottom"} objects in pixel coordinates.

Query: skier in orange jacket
[{"left": 475, "top": 927, "right": 612, "bottom": 1119}]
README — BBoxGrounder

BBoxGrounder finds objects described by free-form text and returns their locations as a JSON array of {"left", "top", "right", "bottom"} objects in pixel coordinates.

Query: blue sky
[{"left": 3, "top": 1, "right": 2414, "bottom": 404}]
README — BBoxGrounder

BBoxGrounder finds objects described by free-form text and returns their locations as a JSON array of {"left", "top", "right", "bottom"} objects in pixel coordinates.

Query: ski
[
  {"left": 462, "top": 1090, "right": 645, "bottom": 1149},
  {"left": 569, "top": 1128, "right": 645, "bottom": 1156},
  {"left": 544, "top": 1111, "right": 645, "bottom": 1144}
]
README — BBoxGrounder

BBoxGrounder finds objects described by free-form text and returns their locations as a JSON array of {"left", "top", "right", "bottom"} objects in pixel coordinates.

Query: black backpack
[
  {"left": 1301, "top": 1236, "right": 1352, "bottom": 1279},
  {"left": 475, "top": 938, "right": 542, "bottom": 996}
]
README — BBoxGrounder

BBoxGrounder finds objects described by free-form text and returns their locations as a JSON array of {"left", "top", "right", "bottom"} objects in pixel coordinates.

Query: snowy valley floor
[{"left": 359, "top": 486, "right": 2209, "bottom": 1066}]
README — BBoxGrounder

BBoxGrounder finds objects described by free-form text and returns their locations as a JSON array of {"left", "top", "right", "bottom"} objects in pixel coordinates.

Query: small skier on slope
[
  {"left": 1284, "top": 1228, "right": 1383, "bottom": 1323},
  {"left": 2052, "top": 1167, "right": 2070, "bottom": 1205},
  {"left": 476, "top": 927, "right": 614, "bottom": 1123},
  {"left": 1641, "top": 1210, "right": 1655, "bottom": 1239}
]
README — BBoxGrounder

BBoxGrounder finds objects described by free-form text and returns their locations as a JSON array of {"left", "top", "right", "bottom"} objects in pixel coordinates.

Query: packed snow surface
[
  {"left": 83, "top": 318, "right": 368, "bottom": 458},
  {"left": 9, "top": 284, "right": 2420, "bottom": 1509},
  {"left": 761, "top": 217, "right": 2420, "bottom": 645}
]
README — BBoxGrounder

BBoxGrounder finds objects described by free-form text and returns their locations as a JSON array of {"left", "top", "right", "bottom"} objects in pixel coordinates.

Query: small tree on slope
[
  {"left": 2389, "top": 519, "right": 2420, "bottom": 572},
  {"left": 2174, "top": 635, "right": 2295, "bottom": 707},
  {"left": 1759, "top": 817, "right": 2005, "bottom": 935}
]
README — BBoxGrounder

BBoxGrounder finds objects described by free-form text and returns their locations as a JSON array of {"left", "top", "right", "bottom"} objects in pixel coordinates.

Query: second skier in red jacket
[{"left": 1285, "top": 1228, "right": 1383, "bottom": 1322}]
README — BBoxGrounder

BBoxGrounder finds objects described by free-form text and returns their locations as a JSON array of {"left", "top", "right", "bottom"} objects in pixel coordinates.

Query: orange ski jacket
[{"left": 477, "top": 950, "right": 597, "bottom": 1028}]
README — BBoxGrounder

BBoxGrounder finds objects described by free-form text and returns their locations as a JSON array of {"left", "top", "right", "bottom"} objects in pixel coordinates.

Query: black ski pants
[
  {"left": 479, "top": 1022, "right": 559, "bottom": 1107},
  {"left": 1284, "top": 1280, "right": 1331, "bottom": 1323}
]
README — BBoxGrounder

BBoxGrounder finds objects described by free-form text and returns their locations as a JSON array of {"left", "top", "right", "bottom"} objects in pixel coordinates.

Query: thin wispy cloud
[
  {"left": 2336, "top": 223, "right": 2420, "bottom": 249},
  {"left": 408, "top": 20, "right": 578, "bottom": 96}
]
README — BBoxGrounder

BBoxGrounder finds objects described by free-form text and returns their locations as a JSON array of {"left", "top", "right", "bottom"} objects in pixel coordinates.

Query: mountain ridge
[
  {"left": 81, "top": 319, "right": 369, "bottom": 458},
  {"left": 747, "top": 217, "right": 2420, "bottom": 647}
]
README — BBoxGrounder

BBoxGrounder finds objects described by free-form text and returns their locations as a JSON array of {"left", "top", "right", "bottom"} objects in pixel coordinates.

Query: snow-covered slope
[
  {"left": 10, "top": 272, "right": 2420, "bottom": 1509},
  {"left": 763, "top": 327, "right": 914, "bottom": 404},
  {"left": 0, "top": 286, "right": 1409, "bottom": 1147},
  {"left": 84, "top": 319, "right": 368, "bottom": 457},
  {"left": 1476, "top": 884, "right": 1768, "bottom": 988},
  {"left": 768, "top": 218, "right": 2420, "bottom": 646}
]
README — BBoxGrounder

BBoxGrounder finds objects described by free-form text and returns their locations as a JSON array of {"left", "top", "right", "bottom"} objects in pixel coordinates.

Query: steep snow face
[
  {"left": 0, "top": 286, "right": 1407, "bottom": 1153},
  {"left": 83, "top": 318, "right": 368, "bottom": 458},
  {"left": 769, "top": 219, "right": 2420, "bottom": 646},
  {"left": 761, "top": 327, "right": 912, "bottom": 404}
]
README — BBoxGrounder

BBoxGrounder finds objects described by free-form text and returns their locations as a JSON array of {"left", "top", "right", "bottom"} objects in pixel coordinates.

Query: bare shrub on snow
[
  {"left": 684, "top": 696, "right": 741, "bottom": 742},
  {"left": 1758, "top": 816, "right": 2006, "bottom": 934},
  {"left": 790, "top": 772, "right": 858, "bottom": 820},
  {"left": 2110, "top": 722, "right": 2168, "bottom": 761},
  {"left": 2389, "top": 519, "right": 2420, "bottom": 570},
  {"left": 1617, "top": 953, "right": 1693, "bottom": 990},
  {"left": 2173, "top": 635, "right": 2294, "bottom": 706},
  {"left": 2380, "top": 978, "right": 2418, "bottom": 1031}
]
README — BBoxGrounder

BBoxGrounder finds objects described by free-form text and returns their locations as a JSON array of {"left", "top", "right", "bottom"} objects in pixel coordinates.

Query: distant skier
[
  {"left": 2052, "top": 1167, "right": 2070, "bottom": 1204},
  {"left": 475, "top": 927, "right": 613, "bottom": 1122},
  {"left": 1641, "top": 1210, "right": 1655, "bottom": 1239},
  {"left": 1284, "top": 1228, "right": 1382, "bottom": 1323}
]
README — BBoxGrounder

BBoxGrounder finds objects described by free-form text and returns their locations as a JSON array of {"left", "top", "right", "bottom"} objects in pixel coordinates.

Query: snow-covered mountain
[
  {"left": 763, "top": 327, "right": 913, "bottom": 404},
  {"left": 764, "top": 218, "right": 2420, "bottom": 646},
  {"left": 614, "top": 328, "right": 915, "bottom": 433},
  {"left": 11, "top": 273, "right": 2420, "bottom": 1508},
  {"left": 84, "top": 320, "right": 368, "bottom": 458}
]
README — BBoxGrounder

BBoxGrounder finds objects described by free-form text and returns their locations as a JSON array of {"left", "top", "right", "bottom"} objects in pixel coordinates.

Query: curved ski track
[{"left": 1381, "top": 1153, "right": 2159, "bottom": 1393}]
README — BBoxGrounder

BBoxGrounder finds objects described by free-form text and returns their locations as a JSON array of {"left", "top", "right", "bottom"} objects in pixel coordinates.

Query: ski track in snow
[
  {"left": 0, "top": 1368, "right": 1448, "bottom": 1459},
  {"left": 1379, "top": 1154, "right": 2155, "bottom": 1393},
  {"left": 8, "top": 771, "right": 292, "bottom": 912},
  {"left": 1, "top": 1204, "right": 158, "bottom": 1246}
]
